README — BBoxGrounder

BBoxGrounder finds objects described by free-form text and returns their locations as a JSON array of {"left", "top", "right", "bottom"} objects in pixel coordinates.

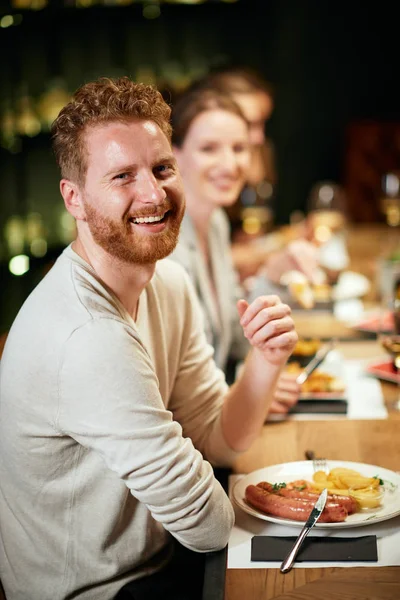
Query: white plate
[
  {"left": 332, "top": 271, "right": 371, "bottom": 301},
  {"left": 232, "top": 460, "right": 400, "bottom": 529}
]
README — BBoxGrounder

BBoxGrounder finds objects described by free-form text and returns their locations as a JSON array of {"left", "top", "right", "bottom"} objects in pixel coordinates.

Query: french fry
[
  {"left": 339, "top": 476, "right": 378, "bottom": 490},
  {"left": 329, "top": 468, "right": 363, "bottom": 478},
  {"left": 310, "top": 467, "right": 384, "bottom": 509},
  {"left": 310, "top": 481, "right": 354, "bottom": 496},
  {"left": 327, "top": 474, "right": 347, "bottom": 489},
  {"left": 313, "top": 470, "right": 329, "bottom": 483}
]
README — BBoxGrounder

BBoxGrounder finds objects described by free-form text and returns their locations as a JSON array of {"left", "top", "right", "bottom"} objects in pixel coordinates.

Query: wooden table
[
  {"left": 224, "top": 337, "right": 400, "bottom": 600},
  {"left": 292, "top": 309, "right": 370, "bottom": 341},
  {"left": 225, "top": 222, "right": 400, "bottom": 598}
]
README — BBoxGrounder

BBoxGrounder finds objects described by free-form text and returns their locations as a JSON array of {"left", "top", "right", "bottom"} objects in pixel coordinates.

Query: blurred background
[{"left": 1, "top": 0, "right": 400, "bottom": 333}]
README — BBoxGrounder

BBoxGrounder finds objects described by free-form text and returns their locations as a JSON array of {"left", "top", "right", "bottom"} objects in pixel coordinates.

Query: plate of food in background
[
  {"left": 280, "top": 270, "right": 332, "bottom": 311},
  {"left": 366, "top": 334, "right": 400, "bottom": 384},
  {"left": 351, "top": 310, "right": 395, "bottom": 336},
  {"left": 365, "top": 360, "right": 400, "bottom": 384},
  {"left": 287, "top": 339, "right": 345, "bottom": 399},
  {"left": 285, "top": 361, "right": 346, "bottom": 400},
  {"left": 285, "top": 344, "right": 348, "bottom": 414},
  {"left": 281, "top": 269, "right": 371, "bottom": 311}
]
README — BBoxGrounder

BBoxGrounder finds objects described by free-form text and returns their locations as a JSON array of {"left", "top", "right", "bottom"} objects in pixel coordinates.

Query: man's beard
[{"left": 83, "top": 198, "right": 184, "bottom": 265}]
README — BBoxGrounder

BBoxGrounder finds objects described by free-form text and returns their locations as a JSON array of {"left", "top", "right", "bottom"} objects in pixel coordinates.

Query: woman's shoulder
[{"left": 211, "top": 208, "right": 231, "bottom": 238}]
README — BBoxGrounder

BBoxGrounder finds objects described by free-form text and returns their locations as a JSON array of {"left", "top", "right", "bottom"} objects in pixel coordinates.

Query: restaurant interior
[{"left": 1, "top": 1, "right": 400, "bottom": 599}]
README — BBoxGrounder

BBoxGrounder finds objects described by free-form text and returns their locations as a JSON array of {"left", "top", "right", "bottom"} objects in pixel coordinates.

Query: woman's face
[{"left": 173, "top": 108, "right": 250, "bottom": 210}]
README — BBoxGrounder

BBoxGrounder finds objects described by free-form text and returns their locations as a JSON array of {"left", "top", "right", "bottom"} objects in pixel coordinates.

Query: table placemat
[{"left": 251, "top": 534, "right": 377, "bottom": 562}]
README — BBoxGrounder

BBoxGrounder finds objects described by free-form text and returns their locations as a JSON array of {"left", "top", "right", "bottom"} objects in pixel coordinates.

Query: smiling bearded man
[{"left": 0, "top": 77, "right": 297, "bottom": 600}]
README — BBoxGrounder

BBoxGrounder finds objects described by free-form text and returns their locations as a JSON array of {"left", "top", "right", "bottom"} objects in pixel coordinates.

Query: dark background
[{"left": 1, "top": 0, "right": 400, "bottom": 331}]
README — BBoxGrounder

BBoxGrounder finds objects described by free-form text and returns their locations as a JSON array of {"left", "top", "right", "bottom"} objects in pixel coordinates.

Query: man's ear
[{"left": 60, "top": 179, "right": 86, "bottom": 221}]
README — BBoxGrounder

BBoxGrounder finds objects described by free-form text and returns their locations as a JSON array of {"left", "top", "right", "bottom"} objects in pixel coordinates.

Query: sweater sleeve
[
  {"left": 168, "top": 272, "right": 243, "bottom": 467},
  {"left": 57, "top": 318, "right": 234, "bottom": 553}
]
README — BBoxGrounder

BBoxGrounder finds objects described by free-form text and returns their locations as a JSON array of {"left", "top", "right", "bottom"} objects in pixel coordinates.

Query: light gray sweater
[{"left": 0, "top": 246, "right": 237, "bottom": 600}]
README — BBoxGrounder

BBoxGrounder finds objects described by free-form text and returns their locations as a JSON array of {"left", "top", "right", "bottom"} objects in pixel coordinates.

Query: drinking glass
[
  {"left": 307, "top": 181, "right": 347, "bottom": 245},
  {"left": 377, "top": 298, "right": 400, "bottom": 411},
  {"left": 381, "top": 173, "right": 400, "bottom": 227},
  {"left": 306, "top": 182, "right": 349, "bottom": 284}
]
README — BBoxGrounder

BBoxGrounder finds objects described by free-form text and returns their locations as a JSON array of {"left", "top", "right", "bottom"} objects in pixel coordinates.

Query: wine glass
[
  {"left": 307, "top": 181, "right": 347, "bottom": 243},
  {"left": 379, "top": 333, "right": 400, "bottom": 411},
  {"left": 381, "top": 172, "right": 400, "bottom": 228},
  {"left": 377, "top": 279, "right": 400, "bottom": 410},
  {"left": 306, "top": 181, "right": 349, "bottom": 285}
]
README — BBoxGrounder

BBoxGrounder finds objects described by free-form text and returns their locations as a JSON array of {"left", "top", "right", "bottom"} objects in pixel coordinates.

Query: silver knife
[
  {"left": 280, "top": 487, "right": 328, "bottom": 574},
  {"left": 296, "top": 340, "right": 336, "bottom": 385}
]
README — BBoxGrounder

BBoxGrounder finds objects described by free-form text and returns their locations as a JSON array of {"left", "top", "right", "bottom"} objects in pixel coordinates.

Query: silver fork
[
  {"left": 312, "top": 457, "right": 328, "bottom": 473},
  {"left": 304, "top": 450, "right": 327, "bottom": 473}
]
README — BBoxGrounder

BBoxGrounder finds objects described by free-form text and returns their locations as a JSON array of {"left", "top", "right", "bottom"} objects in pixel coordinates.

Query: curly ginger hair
[{"left": 51, "top": 76, "right": 172, "bottom": 184}]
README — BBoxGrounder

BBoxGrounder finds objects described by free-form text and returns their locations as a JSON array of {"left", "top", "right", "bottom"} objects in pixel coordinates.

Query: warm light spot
[
  {"left": 59, "top": 210, "right": 76, "bottom": 244},
  {"left": 34, "top": 0, "right": 48, "bottom": 8},
  {"left": 25, "top": 212, "right": 44, "bottom": 242},
  {"left": 387, "top": 206, "right": 400, "bottom": 227},
  {"left": 30, "top": 238, "right": 48, "bottom": 258},
  {"left": 314, "top": 225, "right": 332, "bottom": 243},
  {"left": 143, "top": 4, "right": 161, "bottom": 18},
  {"left": 243, "top": 216, "right": 261, "bottom": 236},
  {"left": 4, "top": 216, "right": 25, "bottom": 255},
  {"left": 0, "top": 15, "right": 14, "bottom": 28},
  {"left": 9, "top": 255, "right": 30, "bottom": 276}
]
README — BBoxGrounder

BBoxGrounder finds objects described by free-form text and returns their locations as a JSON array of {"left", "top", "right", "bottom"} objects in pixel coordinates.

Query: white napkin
[{"left": 344, "top": 360, "right": 388, "bottom": 419}]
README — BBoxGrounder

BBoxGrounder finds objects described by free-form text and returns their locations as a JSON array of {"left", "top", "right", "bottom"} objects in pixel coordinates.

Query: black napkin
[
  {"left": 251, "top": 535, "right": 377, "bottom": 562},
  {"left": 289, "top": 399, "right": 348, "bottom": 415}
]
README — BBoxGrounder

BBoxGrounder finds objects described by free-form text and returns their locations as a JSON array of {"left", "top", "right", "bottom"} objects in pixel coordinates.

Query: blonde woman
[{"left": 169, "top": 87, "right": 310, "bottom": 414}]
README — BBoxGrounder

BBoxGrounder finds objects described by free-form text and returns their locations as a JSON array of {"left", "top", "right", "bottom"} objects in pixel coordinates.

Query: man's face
[
  {"left": 77, "top": 119, "right": 185, "bottom": 265},
  {"left": 233, "top": 91, "right": 273, "bottom": 147}
]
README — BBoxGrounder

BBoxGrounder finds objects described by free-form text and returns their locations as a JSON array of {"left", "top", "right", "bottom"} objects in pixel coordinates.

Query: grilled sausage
[
  {"left": 257, "top": 482, "right": 358, "bottom": 514},
  {"left": 245, "top": 484, "right": 348, "bottom": 523}
]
